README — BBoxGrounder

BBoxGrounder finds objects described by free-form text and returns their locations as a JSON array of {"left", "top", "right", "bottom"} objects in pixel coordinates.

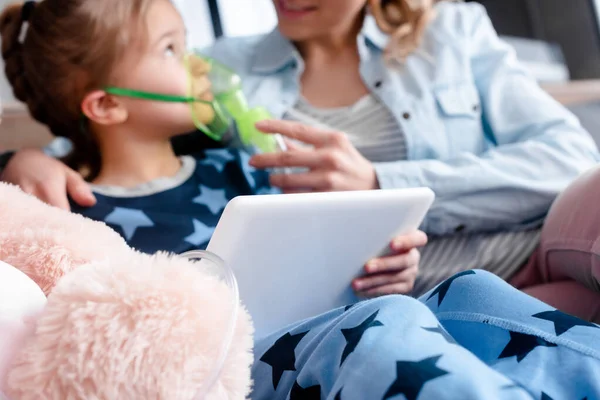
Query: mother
[{"left": 2, "top": 0, "right": 600, "bottom": 318}]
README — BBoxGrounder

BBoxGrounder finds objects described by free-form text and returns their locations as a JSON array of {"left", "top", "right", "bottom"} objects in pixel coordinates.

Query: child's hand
[{"left": 352, "top": 230, "right": 427, "bottom": 297}]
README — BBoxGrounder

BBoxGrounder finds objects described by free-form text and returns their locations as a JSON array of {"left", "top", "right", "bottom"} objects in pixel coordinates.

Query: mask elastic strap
[
  {"left": 104, "top": 87, "right": 195, "bottom": 103},
  {"left": 103, "top": 86, "right": 220, "bottom": 139}
]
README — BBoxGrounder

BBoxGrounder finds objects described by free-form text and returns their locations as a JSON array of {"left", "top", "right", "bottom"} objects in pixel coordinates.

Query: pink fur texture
[
  {"left": 6, "top": 252, "right": 254, "bottom": 400},
  {"left": 0, "top": 183, "right": 129, "bottom": 294},
  {"left": 0, "top": 183, "right": 254, "bottom": 398}
]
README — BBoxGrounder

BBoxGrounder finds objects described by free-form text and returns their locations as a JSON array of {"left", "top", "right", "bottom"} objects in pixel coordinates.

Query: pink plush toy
[
  {"left": 0, "top": 183, "right": 254, "bottom": 399},
  {"left": 0, "top": 260, "right": 46, "bottom": 391}
]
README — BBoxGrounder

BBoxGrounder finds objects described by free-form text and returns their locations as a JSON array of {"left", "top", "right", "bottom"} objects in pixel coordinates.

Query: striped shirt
[
  {"left": 286, "top": 95, "right": 541, "bottom": 295},
  {"left": 288, "top": 95, "right": 408, "bottom": 162}
]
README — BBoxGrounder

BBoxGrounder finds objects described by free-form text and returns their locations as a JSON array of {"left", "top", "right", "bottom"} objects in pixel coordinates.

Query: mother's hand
[
  {"left": 249, "top": 120, "right": 379, "bottom": 192},
  {"left": 352, "top": 230, "right": 427, "bottom": 297},
  {"left": 1, "top": 148, "right": 96, "bottom": 210}
]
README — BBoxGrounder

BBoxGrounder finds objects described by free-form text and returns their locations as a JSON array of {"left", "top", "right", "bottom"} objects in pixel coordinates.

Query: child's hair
[{"left": 0, "top": 0, "right": 154, "bottom": 179}]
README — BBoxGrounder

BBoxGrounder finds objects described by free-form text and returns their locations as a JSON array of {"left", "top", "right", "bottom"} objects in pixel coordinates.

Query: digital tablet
[{"left": 206, "top": 188, "right": 435, "bottom": 339}]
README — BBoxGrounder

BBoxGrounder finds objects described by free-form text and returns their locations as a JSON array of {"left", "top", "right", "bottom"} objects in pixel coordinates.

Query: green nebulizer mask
[
  {"left": 199, "top": 54, "right": 287, "bottom": 153},
  {"left": 104, "top": 55, "right": 229, "bottom": 141}
]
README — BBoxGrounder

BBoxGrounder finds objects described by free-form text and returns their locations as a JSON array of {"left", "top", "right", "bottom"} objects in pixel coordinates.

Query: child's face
[{"left": 114, "top": 0, "right": 210, "bottom": 136}]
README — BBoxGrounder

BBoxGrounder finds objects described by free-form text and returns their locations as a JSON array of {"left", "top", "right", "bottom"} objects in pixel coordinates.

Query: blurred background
[{"left": 2, "top": 0, "right": 600, "bottom": 149}]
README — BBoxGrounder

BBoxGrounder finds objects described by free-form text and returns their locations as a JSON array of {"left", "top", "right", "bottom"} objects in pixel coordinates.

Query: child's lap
[{"left": 251, "top": 270, "right": 600, "bottom": 400}]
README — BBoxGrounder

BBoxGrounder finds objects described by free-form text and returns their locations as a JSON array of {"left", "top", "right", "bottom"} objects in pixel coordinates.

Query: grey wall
[
  {"left": 472, "top": 0, "right": 600, "bottom": 80},
  {"left": 538, "top": 0, "right": 600, "bottom": 80}
]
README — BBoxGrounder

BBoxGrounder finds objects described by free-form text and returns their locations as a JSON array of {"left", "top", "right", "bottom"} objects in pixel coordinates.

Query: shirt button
[
  {"left": 402, "top": 112, "right": 411, "bottom": 120},
  {"left": 472, "top": 104, "right": 479, "bottom": 112},
  {"left": 374, "top": 80, "right": 383, "bottom": 88}
]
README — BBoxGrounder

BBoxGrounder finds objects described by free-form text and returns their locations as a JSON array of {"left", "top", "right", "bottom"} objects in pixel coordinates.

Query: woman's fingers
[
  {"left": 390, "top": 230, "right": 428, "bottom": 252},
  {"left": 282, "top": 139, "right": 307, "bottom": 151},
  {"left": 353, "top": 265, "right": 418, "bottom": 296},
  {"left": 250, "top": 149, "right": 323, "bottom": 170},
  {"left": 66, "top": 169, "right": 96, "bottom": 207},
  {"left": 365, "top": 248, "right": 421, "bottom": 274},
  {"left": 38, "top": 181, "right": 71, "bottom": 210},
  {"left": 354, "top": 247, "right": 422, "bottom": 297},
  {"left": 1, "top": 148, "right": 91, "bottom": 210},
  {"left": 255, "top": 119, "right": 338, "bottom": 147}
]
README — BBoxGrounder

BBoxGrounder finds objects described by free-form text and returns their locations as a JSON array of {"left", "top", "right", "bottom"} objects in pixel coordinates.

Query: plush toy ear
[
  {"left": 0, "top": 261, "right": 46, "bottom": 395},
  {"left": 0, "top": 183, "right": 131, "bottom": 295}
]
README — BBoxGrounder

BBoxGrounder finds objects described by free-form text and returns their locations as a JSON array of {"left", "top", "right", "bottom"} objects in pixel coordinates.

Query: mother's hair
[{"left": 369, "top": 0, "right": 445, "bottom": 61}]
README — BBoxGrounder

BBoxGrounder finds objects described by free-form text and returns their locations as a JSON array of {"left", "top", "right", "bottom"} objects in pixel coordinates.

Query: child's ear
[{"left": 81, "top": 91, "right": 128, "bottom": 125}]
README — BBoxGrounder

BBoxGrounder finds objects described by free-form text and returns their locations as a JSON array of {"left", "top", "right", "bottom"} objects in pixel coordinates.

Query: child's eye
[{"left": 164, "top": 44, "right": 176, "bottom": 58}]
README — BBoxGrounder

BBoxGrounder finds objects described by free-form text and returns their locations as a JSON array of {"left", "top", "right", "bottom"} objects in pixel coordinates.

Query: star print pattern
[
  {"left": 250, "top": 271, "right": 600, "bottom": 400},
  {"left": 198, "top": 148, "right": 235, "bottom": 172},
  {"left": 290, "top": 381, "right": 321, "bottom": 399},
  {"left": 260, "top": 331, "right": 309, "bottom": 390},
  {"left": 104, "top": 207, "right": 154, "bottom": 240},
  {"left": 498, "top": 331, "right": 557, "bottom": 362},
  {"left": 238, "top": 150, "right": 257, "bottom": 188},
  {"left": 427, "top": 270, "right": 476, "bottom": 306},
  {"left": 533, "top": 310, "right": 599, "bottom": 336},
  {"left": 71, "top": 149, "right": 277, "bottom": 255},
  {"left": 384, "top": 355, "right": 449, "bottom": 400},
  {"left": 192, "top": 184, "right": 229, "bottom": 214},
  {"left": 340, "top": 310, "right": 383, "bottom": 366},
  {"left": 335, "top": 389, "right": 343, "bottom": 400},
  {"left": 184, "top": 219, "right": 214, "bottom": 246}
]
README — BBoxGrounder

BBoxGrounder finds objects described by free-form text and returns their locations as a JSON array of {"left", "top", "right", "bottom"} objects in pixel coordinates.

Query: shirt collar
[
  {"left": 250, "top": 28, "right": 299, "bottom": 73},
  {"left": 361, "top": 15, "right": 389, "bottom": 50},
  {"left": 250, "top": 15, "right": 389, "bottom": 74}
]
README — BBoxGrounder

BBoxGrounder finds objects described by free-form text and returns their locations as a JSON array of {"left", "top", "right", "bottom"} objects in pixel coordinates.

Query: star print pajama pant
[{"left": 251, "top": 270, "right": 600, "bottom": 400}]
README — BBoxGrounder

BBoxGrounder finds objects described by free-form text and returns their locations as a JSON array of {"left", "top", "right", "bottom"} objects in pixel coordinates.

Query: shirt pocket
[{"left": 434, "top": 83, "right": 486, "bottom": 155}]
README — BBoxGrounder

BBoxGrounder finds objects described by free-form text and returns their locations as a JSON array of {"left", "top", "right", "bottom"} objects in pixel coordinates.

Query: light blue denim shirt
[{"left": 203, "top": 2, "right": 599, "bottom": 236}]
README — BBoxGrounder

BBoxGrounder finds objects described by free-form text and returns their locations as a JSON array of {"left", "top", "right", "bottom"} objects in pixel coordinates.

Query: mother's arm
[
  {"left": 375, "top": 5, "right": 599, "bottom": 235},
  {"left": 0, "top": 129, "right": 216, "bottom": 209}
]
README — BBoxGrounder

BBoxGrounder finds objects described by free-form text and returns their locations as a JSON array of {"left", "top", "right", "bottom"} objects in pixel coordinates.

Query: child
[
  {"left": 0, "top": 0, "right": 276, "bottom": 255},
  {"left": 2, "top": 1, "right": 600, "bottom": 399}
]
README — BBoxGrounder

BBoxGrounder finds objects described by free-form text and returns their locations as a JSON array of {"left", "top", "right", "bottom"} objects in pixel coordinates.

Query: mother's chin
[{"left": 273, "top": 0, "right": 368, "bottom": 42}]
